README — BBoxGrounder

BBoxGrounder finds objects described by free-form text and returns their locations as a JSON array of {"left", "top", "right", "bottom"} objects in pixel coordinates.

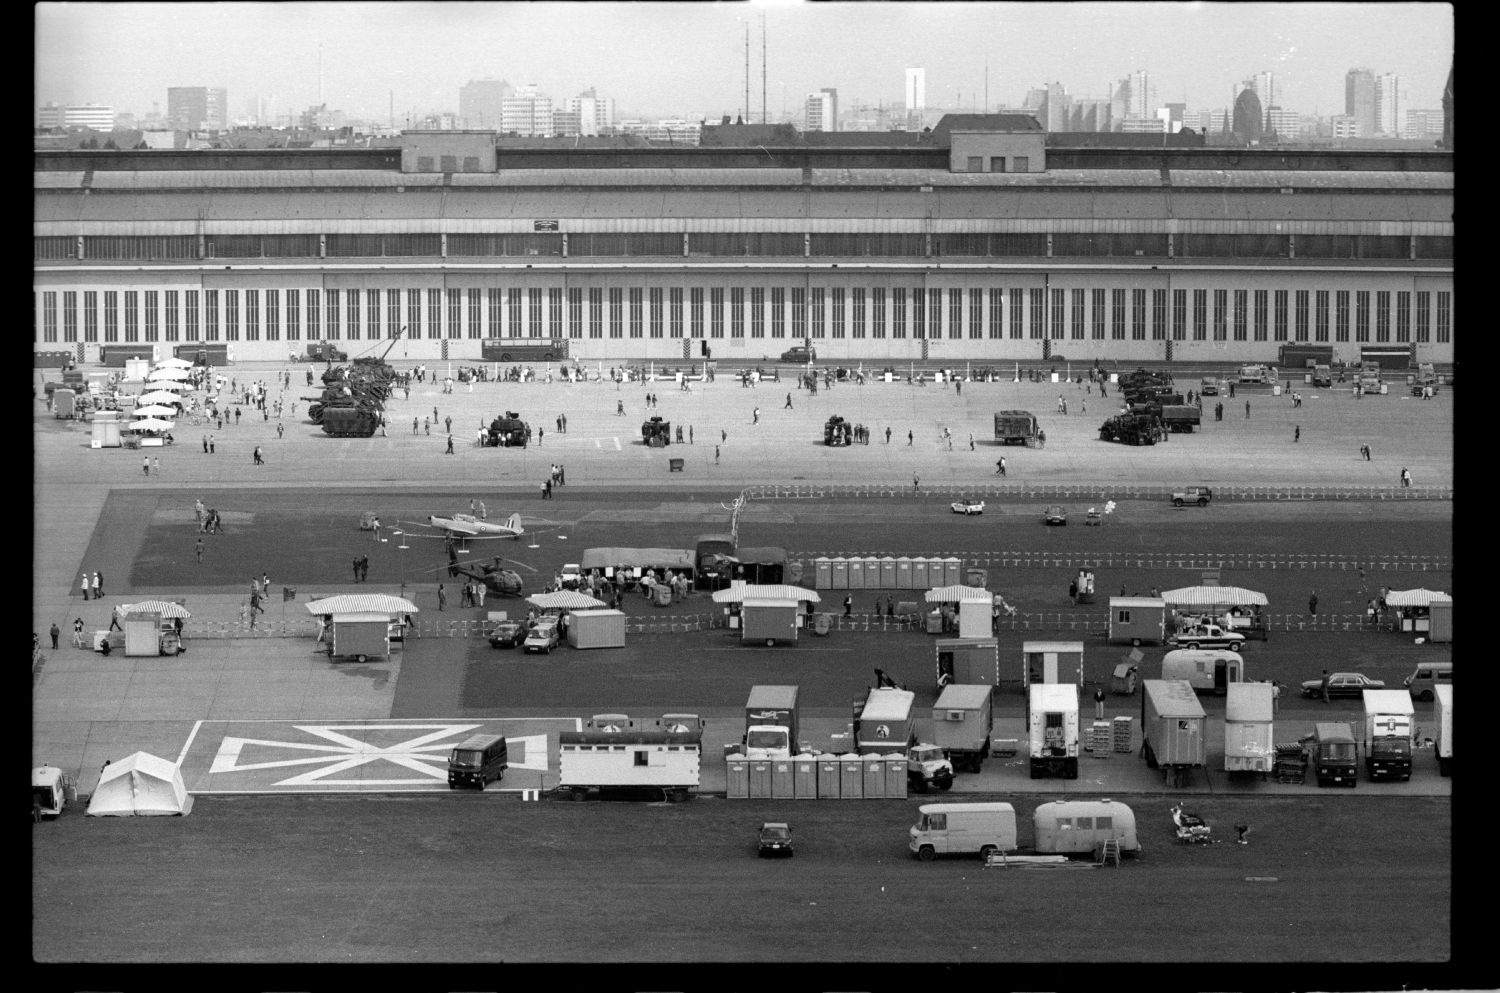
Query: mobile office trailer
[
  {"left": 1161, "top": 649, "right": 1246, "bottom": 695},
  {"left": 1223, "top": 682, "right": 1275, "bottom": 775},
  {"left": 1362, "top": 689, "right": 1415, "bottom": 782},
  {"left": 1032, "top": 800, "right": 1141, "bottom": 856},
  {"left": 556, "top": 714, "right": 702, "bottom": 802},
  {"left": 331, "top": 612, "right": 393, "bottom": 663},
  {"left": 909, "top": 802, "right": 1018, "bottom": 861},
  {"left": 565, "top": 609, "right": 626, "bottom": 649},
  {"left": 1027, "top": 682, "right": 1080, "bottom": 780},
  {"left": 993, "top": 410, "right": 1039, "bottom": 446},
  {"left": 743, "top": 685, "right": 800, "bottom": 758},
  {"left": 1140, "top": 679, "right": 1207, "bottom": 785},
  {"left": 1434, "top": 684, "right": 1452, "bottom": 776},
  {"left": 1021, "top": 640, "right": 1084, "bottom": 690},
  {"left": 854, "top": 687, "right": 917, "bottom": 755},
  {"left": 446, "top": 734, "right": 509, "bottom": 790},
  {"left": 1311, "top": 722, "right": 1358, "bottom": 787},
  {"left": 1106, "top": 598, "right": 1166, "bottom": 646},
  {"left": 935, "top": 638, "right": 1000, "bottom": 688},
  {"left": 930, "top": 684, "right": 994, "bottom": 773}
]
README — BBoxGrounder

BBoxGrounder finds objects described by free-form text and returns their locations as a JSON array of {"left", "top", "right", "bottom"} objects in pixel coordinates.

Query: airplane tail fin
[{"left": 506, "top": 513, "right": 523, "bottom": 534}]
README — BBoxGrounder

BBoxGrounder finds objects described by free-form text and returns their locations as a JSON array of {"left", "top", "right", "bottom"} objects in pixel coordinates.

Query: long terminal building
[{"left": 33, "top": 118, "right": 1453, "bottom": 366}]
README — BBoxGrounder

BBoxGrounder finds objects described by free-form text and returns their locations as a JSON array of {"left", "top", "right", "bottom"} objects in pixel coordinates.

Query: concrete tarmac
[{"left": 31, "top": 362, "right": 1453, "bottom": 796}]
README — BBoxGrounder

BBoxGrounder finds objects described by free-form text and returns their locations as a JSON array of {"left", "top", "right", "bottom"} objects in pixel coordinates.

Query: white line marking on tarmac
[
  {"left": 614, "top": 437, "right": 622, "bottom": 451},
  {"left": 176, "top": 720, "right": 204, "bottom": 767}
]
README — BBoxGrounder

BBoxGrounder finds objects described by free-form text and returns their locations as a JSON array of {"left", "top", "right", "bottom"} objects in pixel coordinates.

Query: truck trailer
[
  {"left": 930, "top": 684, "right": 994, "bottom": 773},
  {"left": 1223, "top": 682, "right": 1274, "bottom": 776},
  {"left": 1434, "top": 683, "right": 1452, "bottom": 776},
  {"left": 992, "top": 410, "right": 1039, "bottom": 446},
  {"left": 1027, "top": 682, "right": 1080, "bottom": 780},
  {"left": 1140, "top": 679, "right": 1207, "bottom": 787},
  {"left": 1361, "top": 689, "right": 1415, "bottom": 781},
  {"left": 556, "top": 713, "right": 702, "bottom": 802},
  {"left": 743, "top": 685, "right": 800, "bottom": 758}
]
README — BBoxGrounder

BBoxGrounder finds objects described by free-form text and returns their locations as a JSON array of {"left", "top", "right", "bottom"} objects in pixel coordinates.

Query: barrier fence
[
  {"left": 787, "top": 552, "right": 1452, "bottom": 573},
  {"left": 741, "top": 483, "right": 1451, "bottom": 503}
]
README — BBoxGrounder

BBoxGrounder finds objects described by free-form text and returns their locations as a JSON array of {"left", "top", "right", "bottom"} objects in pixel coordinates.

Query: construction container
[
  {"left": 566, "top": 609, "right": 626, "bottom": 649},
  {"left": 936, "top": 638, "right": 1000, "bottom": 688}
]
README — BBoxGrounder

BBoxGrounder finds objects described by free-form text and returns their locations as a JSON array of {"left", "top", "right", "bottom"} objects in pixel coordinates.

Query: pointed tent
[
  {"left": 117, "top": 600, "right": 191, "bottom": 619},
  {"left": 86, "top": 751, "right": 193, "bottom": 817}
]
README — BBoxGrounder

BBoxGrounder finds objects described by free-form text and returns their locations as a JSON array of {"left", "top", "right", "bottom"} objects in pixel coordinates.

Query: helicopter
[{"left": 441, "top": 541, "right": 527, "bottom": 597}]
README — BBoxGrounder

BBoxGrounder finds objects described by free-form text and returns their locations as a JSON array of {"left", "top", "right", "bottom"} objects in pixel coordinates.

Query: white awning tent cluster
[
  {"left": 923, "top": 584, "right": 992, "bottom": 603},
  {"left": 526, "top": 590, "right": 607, "bottom": 610},
  {"left": 711, "top": 585, "right": 822, "bottom": 604},
  {"left": 305, "top": 594, "right": 419, "bottom": 616},
  {"left": 1383, "top": 589, "right": 1451, "bottom": 608},
  {"left": 1159, "top": 586, "right": 1269, "bottom": 607}
]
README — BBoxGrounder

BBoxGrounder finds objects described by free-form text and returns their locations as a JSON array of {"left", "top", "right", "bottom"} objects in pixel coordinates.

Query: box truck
[
  {"left": 743, "top": 685, "right": 800, "bottom": 758},
  {"left": 1027, "top": 682, "right": 1079, "bottom": 780},
  {"left": 1361, "top": 689, "right": 1415, "bottom": 781},
  {"left": 1140, "top": 679, "right": 1207, "bottom": 787},
  {"left": 909, "top": 802, "right": 1017, "bottom": 861},
  {"left": 1223, "top": 682, "right": 1274, "bottom": 776},
  {"left": 930, "top": 684, "right": 994, "bottom": 773},
  {"left": 855, "top": 687, "right": 953, "bottom": 791},
  {"left": 1434, "top": 683, "right": 1452, "bottom": 776},
  {"left": 1161, "top": 649, "right": 1246, "bottom": 695}
]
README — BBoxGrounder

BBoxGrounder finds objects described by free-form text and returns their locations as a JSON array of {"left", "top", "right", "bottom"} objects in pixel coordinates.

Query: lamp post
[{"left": 393, "top": 530, "right": 408, "bottom": 599}]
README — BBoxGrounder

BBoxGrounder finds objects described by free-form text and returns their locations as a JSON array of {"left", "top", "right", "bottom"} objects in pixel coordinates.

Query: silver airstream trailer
[{"left": 1031, "top": 799, "right": 1141, "bottom": 856}]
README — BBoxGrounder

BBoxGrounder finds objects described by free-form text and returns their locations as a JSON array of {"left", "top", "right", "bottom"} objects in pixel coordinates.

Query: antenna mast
[
  {"left": 744, "top": 22, "right": 750, "bottom": 123},
  {"left": 761, "top": 13, "right": 768, "bottom": 124}
]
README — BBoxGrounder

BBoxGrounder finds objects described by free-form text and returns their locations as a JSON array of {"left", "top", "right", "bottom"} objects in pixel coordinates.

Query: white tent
[
  {"left": 526, "top": 590, "right": 607, "bottom": 610},
  {"left": 86, "top": 751, "right": 193, "bottom": 816},
  {"left": 147, "top": 366, "right": 191, "bottom": 381},
  {"left": 136, "top": 390, "right": 185, "bottom": 405},
  {"left": 154, "top": 357, "right": 194, "bottom": 368},
  {"left": 131, "top": 404, "right": 179, "bottom": 417},
  {"left": 1383, "top": 589, "right": 1452, "bottom": 608}
]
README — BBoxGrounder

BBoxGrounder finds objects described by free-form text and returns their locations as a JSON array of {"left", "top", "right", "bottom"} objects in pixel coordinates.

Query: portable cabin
[
  {"left": 1031, "top": 800, "right": 1141, "bottom": 856},
  {"left": 122, "top": 611, "right": 166, "bottom": 657},
  {"left": 1021, "top": 640, "right": 1084, "bottom": 690},
  {"left": 1106, "top": 597, "right": 1166, "bottom": 646},
  {"left": 712, "top": 584, "right": 820, "bottom": 645},
  {"left": 331, "top": 611, "right": 393, "bottom": 662},
  {"left": 935, "top": 638, "right": 1000, "bottom": 689},
  {"left": 1140, "top": 679, "right": 1207, "bottom": 773},
  {"left": 566, "top": 609, "right": 627, "bottom": 649}
]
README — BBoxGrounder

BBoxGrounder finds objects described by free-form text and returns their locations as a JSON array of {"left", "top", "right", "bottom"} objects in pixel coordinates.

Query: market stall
[
  {"left": 924, "top": 584, "right": 993, "bottom": 639},
  {"left": 305, "top": 594, "right": 418, "bottom": 662},
  {"left": 712, "top": 584, "right": 822, "bottom": 646},
  {"left": 1160, "top": 585, "right": 1270, "bottom": 640},
  {"left": 115, "top": 600, "right": 190, "bottom": 656},
  {"left": 1384, "top": 589, "right": 1452, "bottom": 640}
]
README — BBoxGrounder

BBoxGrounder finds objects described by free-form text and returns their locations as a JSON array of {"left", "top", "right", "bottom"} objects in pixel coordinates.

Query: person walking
[
  {"left": 444, "top": 415, "right": 452, "bottom": 434},
  {"left": 195, "top": 537, "right": 204, "bottom": 564},
  {"left": 72, "top": 617, "right": 85, "bottom": 648},
  {"left": 996, "top": 457, "right": 1006, "bottom": 476},
  {"left": 413, "top": 417, "right": 419, "bottom": 435},
  {"left": 913, "top": 474, "right": 920, "bottom": 492},
  {"left": 752, "top": 407, "right": 760, "bottom": 425},
  {"left": 689, "top": 425, "right": 694, "bottom": 444},
  {"left": 445, "top": 433, "right": 455, "bottom": 455},
  {"left": 784, "top": 392, "right": 793, "bottom": 409},
  {"left": 253, "top": 446, "right": 263, "bottom": 465},
  {"left": 885, "top": 426, "right": 891, "bottom": 444},
  {"left": 81, "top": 572, "right": 91, "bottom": 600},
  {"left": 108, "top": 604, "right": 122, "bottom": 632},
  {"left": 1308, "top": 591, "right": 1318, "bottom": 616},
  {"left": 92, "top": 571, "right": 102, "bottom": 600},
  {"left": 424, "top": 417, "right": 430, "bottom": 435},
  {"left": 968, "top": 433, "right": 975, "bottom": 451},
  {"left": 203, "top": 434, "right": 209, "bottom": 454},
  {"left": 50, "top": 622, "right": 60, "bottom": 650},
  {"left": 1245, "top": 400, "right": 1251, "bottom": 419},
  {"left": 907, "top": 430, "right": 913, "bottom": 446},
  {"left": 714, "top": 445, "right": 720, "bottom": 465},
  {"left": 1294, "top": 425, "right": 1300, "bottom": 443},
  {"left": 142, "top": 455, "right": 151, "bottom": 476},
  {"left": 353, "top": 557, "right": 362, "bottom": 583},
  {"left": 1271, "top": 680, "right": 1282, "bottom": 714},
  {"left": 277, "top": 422, "right": 284, "bottom": 440}
]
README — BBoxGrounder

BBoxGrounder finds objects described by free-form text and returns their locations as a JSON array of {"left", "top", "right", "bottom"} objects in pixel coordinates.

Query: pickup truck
[
  {"left": 1170, "top": 623, "right": 1247, "bottom": 651},
  {"left": 1170, "top": 486, "right": 1213, "bottom": 507}
]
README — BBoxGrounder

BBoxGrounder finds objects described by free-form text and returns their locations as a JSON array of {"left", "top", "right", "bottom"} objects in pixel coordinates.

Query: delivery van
[
  {"left": 909, "top": 802, "right": 1017, "bottom": 861},
  {"left": 1402, "top": 660, "right": 1452, "bottom": 702},
  {"left": 447, "top": 733, "right": 509, "bottom": 790},
  {"left": 1161, "top": 649, "right": 1245, "bottom": 695}
]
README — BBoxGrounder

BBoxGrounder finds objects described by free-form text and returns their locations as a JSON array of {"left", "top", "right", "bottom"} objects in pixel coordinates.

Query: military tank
[
  {"left": 488, "top": 411, "right": 530, "bottom": 448},
  {"left": 321, "top": 405, "right": 382, "bottom": 438},
  {"left": 641, "top": 416, "right": 672, "bottom": 447}
]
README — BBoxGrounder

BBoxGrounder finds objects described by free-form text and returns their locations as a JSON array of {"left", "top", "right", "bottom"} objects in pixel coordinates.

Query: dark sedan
[
  {"left": 1301, "top": 672, "right": 1386, "bottom": 699},
  {"left": 487, "top": 620, "right": 526, "bottom": 649}
]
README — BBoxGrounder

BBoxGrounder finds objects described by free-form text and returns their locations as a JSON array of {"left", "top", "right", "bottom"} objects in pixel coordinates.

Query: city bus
[{"left": 481, "top": 338, "right": 570, "bottom": 363}]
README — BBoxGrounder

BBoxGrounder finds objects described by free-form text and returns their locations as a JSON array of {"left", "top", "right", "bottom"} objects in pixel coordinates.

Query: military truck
[
  {"left": 1098, "top": 413, "right": 1160, "bottom": 446},
  {"left": 641, "top": 416, "right": 672, "bottom": 446},
  {"left": 992, "top": 410, "right": 1039, "bottom": 446}
]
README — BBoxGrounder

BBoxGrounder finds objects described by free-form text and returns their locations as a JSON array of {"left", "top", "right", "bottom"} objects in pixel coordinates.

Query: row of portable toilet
[
  {"left": 811, "top": 556, "right": 964, "bottom": 591},
  {"left": 725, "top": 752, "right": 909, "bottom": 799}
]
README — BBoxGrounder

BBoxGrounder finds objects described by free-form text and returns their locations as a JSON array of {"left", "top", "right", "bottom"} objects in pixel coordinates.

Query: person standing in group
[
  {"left": 913, "top": 474, "right": 920, "bottom": 492},
  {"left": 437, "top": 583, "right": 447, "bottom": 612},
  {"left": 413, "top": 417, "right": 419, "bottom": 435},
  {"left": 353, "top": 557, "right": 362, "bottom": 583},
  {"left": 81, "top": 572, "right": 91, "bottom": 600},
  {"left": 49, "top": 623, "right": 60, "bottom": 650},
  {"left": 1400, "top": 466, "right": 1412, "bottom": 488},
  {"left": 92, "top": 571, "right": 102, "bottom": 599},
  {"left": 142, "top": 455, "right": 150, "bottom": 476}
]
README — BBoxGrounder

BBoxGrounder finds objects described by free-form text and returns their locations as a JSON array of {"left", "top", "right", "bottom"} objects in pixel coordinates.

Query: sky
[{"left": 34, "top": 2, "right": 1453, "bottom": 123}]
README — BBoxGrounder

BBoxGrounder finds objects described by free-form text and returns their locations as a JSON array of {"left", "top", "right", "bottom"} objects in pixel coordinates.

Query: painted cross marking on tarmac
[{"left": 208, "top": 723, "right": 548, "bottom": 786}]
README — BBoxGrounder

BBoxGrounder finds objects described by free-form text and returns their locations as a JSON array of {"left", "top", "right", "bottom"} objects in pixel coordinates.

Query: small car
[
  {"left": 757, "top": 822, "right": 794, "bottom": 857},
  {"left": 951, "top": 498, "right": 985, "bottom": 516},
  {"left": 487, "top": 620, "right": 526, "bottom": 649},
  {"left": 780, "top": 346, "right": 817, "bottom": 364},
  {"left": 1043, "top": 505, "right": 1068, "bottom": 526},
  {"left": 1301, "top": 672, "right": 1386, "bottom": 699},
  {"left": 1171, "top": 486, "right": 1213, "bottom": 507},
  {"left": 523, "top": 619, "right": 560, "bottom": 654}
]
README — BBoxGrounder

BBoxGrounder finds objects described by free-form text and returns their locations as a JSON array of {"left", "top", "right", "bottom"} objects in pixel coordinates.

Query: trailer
[
  {"left": 930, "top": 684, "right": 994, "bottom": 773},
  {"left": 556, "top": 713, "right": 702, "bottom": 802},
  {"left": 1021, "top": 640, "right": 1084, "bottom": 690},
  {"left": 935, "top": 638, "right": 1000, "bottom": 689},
  {"left": 1140, "top": 679, "right": 1206, "bottom": 787},
  {"left": 565, "top": 608, "right": 626, "bottom": 649},
  {"left": 1027, "top": 683, "right": 1079, "bottom": 779},
  {"left": 992, "top": 410, "right": 1039, "bottom": 446},
  {"left": 1032, "top": 800, "right": 1141, "bottom": 857},
  {"left": 1224, "top": 682, "right": 1274, "bottom": 776},
  {"left": 331, "top": 612, "right": 395, "bottom": 663},
  {"left": 1434, "top": 683, "right": 1452, "bottom": 776},
  {"left": 1159, "top": 404, "right": 1201, "bottom": 433},
  {"left": 1106, "top": 597, "right": 1166, "bottom": 646}
]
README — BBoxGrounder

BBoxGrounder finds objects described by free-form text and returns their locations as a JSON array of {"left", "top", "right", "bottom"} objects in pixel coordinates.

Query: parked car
[
  {"left": 951, "top": 498, "right": 985, "bottom": 516},
  {"left": 523, "top": 619, "right": 560, "bottom": 654},
  {"left": 757, "top": 822, "right": 794, "bottom": 857},
  {"left": 487, "top": 620, "right": 526, "bottom": 649},
  {"left": 1301, "top": 672, "right": 1386, "bottom": 699},
  {"left": 1199, "top": 377, "right": 1221, "bottom": 396},
  {"left": 1171, "top": 486, "right": 1213, "bottom": 507},
  {"left": 1170, "top": 623, "right": 1246, "bottom": 651},
  {"left": 1043, "top": 505, "right": 1068, "bottom": 526},
  {"left": 780, "top": 346, "right": 817, "bottom": 364}
]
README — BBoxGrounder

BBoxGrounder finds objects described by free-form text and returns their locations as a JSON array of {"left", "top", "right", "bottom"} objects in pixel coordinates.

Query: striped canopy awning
[
  {"left": 305, "top": 594, "right": 418, "bottom": 615},
  {"left": 1383, "top": 589, "right": 1452, "bottom": 608},
  {"left": 712, "top": 584, "right": 821, "bottom": 604},
  {"left": 1160, "top": 586, "right": 1269, "bottom": 607},
  {"left": 526, "top": 590, "right": 607, "bottom": 610},
  {"left": 924, "top": 584, "right": 992, "bottom": 603},
  {"left": 117, "top": 600, "right": 191, "bottom": 619}
]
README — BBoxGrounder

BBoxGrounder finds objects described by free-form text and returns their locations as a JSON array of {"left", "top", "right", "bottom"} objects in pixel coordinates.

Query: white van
[
  {"left": 909, "top": 802, "right": 1017, "bottom": 861},
  {"left": 1403, "top": 660, "right": 1452, "bottom": 701},
  {"left": 1161, "top": 649, "right": 1245, "bottom": 695}
]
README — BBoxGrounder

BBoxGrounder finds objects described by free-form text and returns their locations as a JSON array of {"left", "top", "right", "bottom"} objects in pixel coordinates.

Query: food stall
[
  {"left": 305, "top": 594, "right": 418, "bottom": 663},
  {"left": 712, "top": 584, "right": 822, "bottom": 645},
  {"left": 116, "top": 600, "right": 190, "bottom": 656},
  {"left": 1160, "top": 585, "right": 1270, "bottom": 640},
  {"left": 1384, "top": 589, "right": 1452, "bottom": 640},
  {"left": 924, "top": 584, "right": 995, "bottom": 639}
]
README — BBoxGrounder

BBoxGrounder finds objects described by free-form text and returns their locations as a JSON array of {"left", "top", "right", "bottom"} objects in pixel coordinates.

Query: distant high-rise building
[
  {"left": 1344, "top": 68, "right": 1376, "bottom": 137},
  {"left": 1128, "top": 70, "right": 1153, "bottom": 118},
  {"left": 1043, "top": 82, "right": 1071, "bottom": 132},
  {"left": 1071, "top": 97, "right": 1111, "bottom": 132},
  {"left": 1329, "top": 114, "right": 1360, "bottom": 140},
  {"left": 1441, "top": 62, "right": 1453, "bottom": 149},
  {"left": 167, "top": 86, "right": 228, "bottom": 130},
  {"left": 1232, "top": 88, "right": 1264, "bottom": 142},
  {"left": 1250, "top": 71, "right": 1276, "bottom": 112},
  {"left": 501, "top": 85, "right": 553, "bottom": 136},
  {"left": 460, "top": 79, "right": 512, "bottom": 129},
  {"left": 804, "top": 88, "right": 838, "bottom": 132},
  {"left": 567, "top": 89, "right": 614, "bottom": 134},
  {"left": 1375, "top": 72, "right": 1401, "bottom": 136},
  {"left": 1265, "top": 106, "right": 1299, "bottom": 139},
  {"left": 905, "top": 68, "right": 926, "bottom": 113},
  {"left": 1401, "top": 108, "right": 1443, "bottom": 141}
]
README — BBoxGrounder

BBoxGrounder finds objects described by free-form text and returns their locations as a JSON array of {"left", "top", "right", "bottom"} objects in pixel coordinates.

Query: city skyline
[{"left": 36, "top": 2, "right": 1452, "bottom": 124}]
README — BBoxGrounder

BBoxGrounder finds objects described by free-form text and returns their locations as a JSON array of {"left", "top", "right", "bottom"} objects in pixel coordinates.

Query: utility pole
[
  {"left": 744, "top": 21, "right": 750, "bottom": 123},
  {"left": 761, "top": 12, "right": 768, "bottom": 124}
]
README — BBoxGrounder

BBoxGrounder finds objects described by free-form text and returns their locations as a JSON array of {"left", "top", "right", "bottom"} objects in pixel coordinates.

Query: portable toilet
[
  {"left": 793, "top": 753, "right": 818, "bottom": 798},
  {"left": 942, "top": 558, "right": 963, "bottom": 587},
  {"left": 830, "top": 558, "right": 849, "bottom": 590},
  {"left": 748, "top": 759, "right": 772, "bottom": 798},
  {"left": 814, "top": 557, "right": 832, "bottom": 589},
  {"left": 771, "top": 758, "right": 795, "bottom": 798},
  {"left": 725, "top": 754, "right": 750, "bottom": 798},
  {"left": 895, "top": 557, "right": 913, "bottom": 589},
  {"left": 879, "top": 557, "right": 898, "bottom": 589},
  {"left": 840, "top": 754, "right": 865, "bottom": 797},
  {"left": 1429, "top": 599, "right": 1452, "bottom": 643},
  {"left": 818, "top": 754, "right": 842, "bottom": 798},
  {"left": 863, "top": 753, "right": 886, "bottom": 798},
  {"left": 879, "top": 752, "right": 904, "bottom": 797},
  {"left": 847, "top": 558, "right": 865, "bottom": 590},
  {"left": 911, "top": 557, "right": 930, "bottom": 590},
  {"left": 864, "top": 557, "right": 881, "bottom": 590}
]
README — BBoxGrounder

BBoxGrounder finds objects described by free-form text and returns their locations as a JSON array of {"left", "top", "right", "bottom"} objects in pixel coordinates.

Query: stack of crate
[
  {"left": 1112, "top": 716, "right": 1135, "bottom": 753},
  {"left": 1089, "top": 720, "right": 1112, "bottom": 756}
]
